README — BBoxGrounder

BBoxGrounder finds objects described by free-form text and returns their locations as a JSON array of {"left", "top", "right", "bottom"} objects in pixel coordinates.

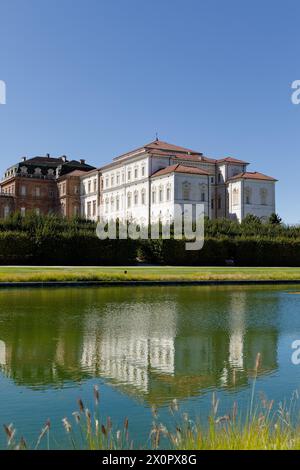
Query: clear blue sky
[{"left": 0, "top": 0, "right": 299, "bottom": 223}]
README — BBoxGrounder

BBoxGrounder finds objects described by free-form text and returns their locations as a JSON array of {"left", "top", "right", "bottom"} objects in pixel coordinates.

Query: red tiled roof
[
  {"left": 217, "top": 157, "right": 249, "bottom": 165},
  {"left": 145, "top": 140, "right": 202, "bottom": 155},
  {"left": 113, "top": 140, "right": 203, "bottom": 161},
  {"left": 228, "top": 172, "right": 277, "bottom": 182},
  {"left": 172, "top": 154, "right": 216, "bottom": 163},
  {"left": 151, "top": 164, "right": 210, "bottom": 178}
]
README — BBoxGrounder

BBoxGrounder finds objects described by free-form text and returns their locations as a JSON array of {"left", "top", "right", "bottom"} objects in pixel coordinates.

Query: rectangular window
[
  {"left": 159, "top": 188, "right": 163, "bottom": 202},
  {"left": 20, "top": 185, "right": 26, "bottom": 196},
  {"left": 88, "top": 181, "right": 91, "bottom": 193},
  {"left": 105, "top": 178, "right": 109, "bottom": 188},
  {"left": 142, "top": 166, "right": 145, "bottom": 177},
  {"left": 141, "top": 191, "right": 146, "bottom": 205},
  {"left": 92, "top": 200, "right": 96, "bottom": 216},
  {"left": 35, "top": 187, "right": 40, "bottom": 197},
  {"left": 166, "top": 187, "right": 171, "bottom": 201},
  {"left": 134, "top": 193, "right": 138, "bottom": 205},
  {"left": 128, "top": 170, "right": 131, "bottom": 181},
  {"left": 116, "top": 174, "right": 120, "bottom": 185},
  {"left": 201, "top": 192, "right": 205, "bottom": 202},
  {"left": 21, "top": 207, "right": 26, "bottom": 217},
  {"left": 211, "top": 199, "right": 214, "bottom": 210},
  {"left": 152, "top": 191, "right": 156, "bottom": 204},
  {"left": 134, "top": 168, "right": 138, "bottom": 179},
  {"left": 74, "top": 185, "right": 79, "bottom": 195},
  {"left": 87, "top": 202, "right": 91, "bottom": 217},
  {"left": 93, "top": 180, "right": 97, "bottom": 192}
]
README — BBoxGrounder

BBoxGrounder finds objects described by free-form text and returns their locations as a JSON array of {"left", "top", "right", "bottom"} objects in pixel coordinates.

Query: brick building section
[
  {"left": 0, "top": 154, "right": 95, "bottom": 218},
  {"left": 57, "top": 170, "right": 86, "bottom": 218},
  {"left": 1, "top": 176, "right": 59, "bottom": 216},
  {"left": 0, "top": 195, "right": 15, "bottom": 218}
]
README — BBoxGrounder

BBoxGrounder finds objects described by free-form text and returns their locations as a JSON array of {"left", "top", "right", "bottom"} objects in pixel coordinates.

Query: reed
[{"left": 4, "top": 355, "right": 300, "bottom": 450}]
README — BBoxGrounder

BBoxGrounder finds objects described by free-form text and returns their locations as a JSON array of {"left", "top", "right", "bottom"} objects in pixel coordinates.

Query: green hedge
[
  {"left": 0, "top": 232, "right": 137, "bottom": 265},
  {"left": 139, "top": 237, "right": 300, "bottom": 266},
  {"left": 1, "top": 213, "right": 300, "bottom": 266}
]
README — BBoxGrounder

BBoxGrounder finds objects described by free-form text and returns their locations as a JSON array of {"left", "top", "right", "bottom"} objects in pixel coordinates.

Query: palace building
[
  {"left": 0, "top": 140, "right": 277, "bottom": 223},
  {"left": 87, "top": 139, "right": 277, "bottom": 224}
]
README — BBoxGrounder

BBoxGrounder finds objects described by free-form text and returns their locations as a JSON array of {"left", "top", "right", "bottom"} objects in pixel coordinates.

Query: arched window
[
  {"left": 159, "top": 186, "right": 164, "bottom": 203},
  {"left": 141, "top": 189, "right": 146, "bottom": 205},
  {"left": 152, "top": 188, "right": 156, "bottom": 204},
  {"left": 260, "top": 188, "right": 267, "bottom": 205},
  {"left": 166, "top": 184, "right": 171, "bottom": 201},
  {"left": 245, "top": 187, "right": 251, "bottom": 205},
  {"left": 182, "top": 182, "right": 191, "bottom": 200},
  {"left": 232, "top": 188, "right": 239, "bottom": 206},
  {"left": 127, "top": 192, "right": 132, "bottom": 208}
]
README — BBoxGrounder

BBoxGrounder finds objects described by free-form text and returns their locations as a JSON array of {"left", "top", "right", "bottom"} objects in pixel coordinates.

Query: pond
[{"left": 0, "top": 285, "right": 299, "bottom": 448}]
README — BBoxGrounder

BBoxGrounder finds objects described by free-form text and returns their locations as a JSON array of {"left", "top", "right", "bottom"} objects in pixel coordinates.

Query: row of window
[
  {"left": 104, "top": 165, "right": 146, "bottom": 189},
  {"left": 104, "top": 189, "right": 147, "bottom": 213},
  {"left": 82, "top": 179, "right": 97, "bottom": 195},
  {"left": 20, "top": 186, "right": 43, "bottom": 197},
  {"left": 86, "top": 200, "right": 97, "bottom": 217},
  {"left": 60, "top": 203, "right": 80, "bottom": 216},
  {"left": 58, "top": 183, "right": 80, "bottom": 196},
  {"left": 232, "top": 188, "right": 268, "bottom": 206},
  {"left": 152, "top": 186, "right": 171, "bottom": 204}
]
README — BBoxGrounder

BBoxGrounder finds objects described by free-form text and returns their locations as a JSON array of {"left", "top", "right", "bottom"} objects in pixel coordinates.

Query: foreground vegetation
[
  {"left": 4, "top": 355, "right": 300, "bottom": 450},
  {"left": 1, "top": 266, "right": 300, "bottom": 283},
  {"left": 0, "top": 212, "right": 300, "bottom": 266}
]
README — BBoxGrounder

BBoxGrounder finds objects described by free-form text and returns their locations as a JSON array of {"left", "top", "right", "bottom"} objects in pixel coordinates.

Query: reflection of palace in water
[{"left": 0, "top": 288, "right": 279, "bottom": 404}]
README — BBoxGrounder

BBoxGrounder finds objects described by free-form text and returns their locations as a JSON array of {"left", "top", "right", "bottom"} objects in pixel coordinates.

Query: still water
[{"left": 0, "top": 285, "right": 299, "bottom": 448}]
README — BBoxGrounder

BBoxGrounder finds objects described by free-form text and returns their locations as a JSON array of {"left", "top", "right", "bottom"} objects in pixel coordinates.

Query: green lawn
[{"left": 0, "top": 266, "right": 299, "bottom": 282}]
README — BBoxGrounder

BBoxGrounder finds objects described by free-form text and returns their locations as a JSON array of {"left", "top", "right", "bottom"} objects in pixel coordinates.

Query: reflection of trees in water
[{"left": 0, "top": 287, "right": 279, "bottom": 402}]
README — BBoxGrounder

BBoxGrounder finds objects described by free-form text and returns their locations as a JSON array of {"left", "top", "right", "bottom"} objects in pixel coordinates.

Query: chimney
[
  {"left": 46, "top": 153, "right": 50, "bottom": 158},
  {"left": 80, "top": 159, "right": 86, "bottom": 165},
  {"left": 21, "top": 156, "right": 27, "bottom": 162},
  {"left": 61, "top": 155, "right": 68, "bottom": 163}
]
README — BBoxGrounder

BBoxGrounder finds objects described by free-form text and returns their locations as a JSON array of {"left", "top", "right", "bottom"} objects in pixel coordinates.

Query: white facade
[
  {"left": 228, "top": 177, "right": 276, "bottom": 222},
  {"left": 81, "top": 141, "right": 277, "bottom": 224},
  {"left": 80, "top": 169, "right": 99, "bottom": 221}
]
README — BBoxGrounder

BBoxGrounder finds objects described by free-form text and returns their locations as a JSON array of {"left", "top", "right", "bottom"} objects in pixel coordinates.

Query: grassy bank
[{"left": 0, "top": 266, "right": 300, "bottom": 283}]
